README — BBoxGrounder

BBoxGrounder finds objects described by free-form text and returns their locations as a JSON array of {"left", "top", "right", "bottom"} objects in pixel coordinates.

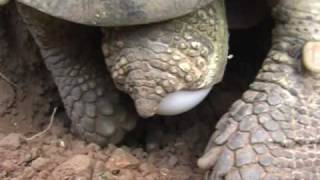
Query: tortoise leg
[
  {"left": 101, "top": 0, "right": 229, "bottom": 118},
  {"left": 17, "top": 4, "right": 137, "bottom": 146},
  {"left": 198, "top": 0, "right": 320, "bottom": 179}
]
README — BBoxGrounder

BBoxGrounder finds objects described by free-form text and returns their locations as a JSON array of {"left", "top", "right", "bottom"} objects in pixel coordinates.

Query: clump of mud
[{"left": 0, "top": 5, "right": 272, "bottom": 180}]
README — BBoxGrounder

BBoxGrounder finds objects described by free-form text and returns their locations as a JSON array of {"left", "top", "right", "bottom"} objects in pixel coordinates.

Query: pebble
[
  {"left": 0, "top": 133, "right": 22, "bottom": 149},
  {"left": 105, "top": 148, "right": 140, "bottom": 170},
  {"left": 52, "top": 155, "right": 93, "bottom": 179}
]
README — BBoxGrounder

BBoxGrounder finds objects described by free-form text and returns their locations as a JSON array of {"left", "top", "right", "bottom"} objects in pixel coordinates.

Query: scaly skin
[
  {"left": 102, "top": 0, "right": 228, "bottom": 117},
  {"left": 17, "top": 4, "right": 137, "bottom": 146},
  {"left": 198, "top": 0, "right": 320, "bottom": 179}
]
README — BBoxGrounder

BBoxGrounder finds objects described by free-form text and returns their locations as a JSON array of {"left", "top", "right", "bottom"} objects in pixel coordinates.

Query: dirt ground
[{"left": 0, "top": 6, "right": 272, "bottom": 180}]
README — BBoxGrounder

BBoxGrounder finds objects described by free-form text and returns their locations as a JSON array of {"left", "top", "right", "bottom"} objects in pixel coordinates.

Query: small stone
[
  {"left": 31, "top": 157, "right": 50, "bottom": 170},
  {"left": 0, "top": 133, "right": 22, "bottom": 149},
  {"left": 1, "top": 160, "right": 17, "bottom": 172},
  {"left": 52, "top": 155, "right": 92, "bottom": 179},
  {"left": 168, "top": 155, "right": 178, "bottom": 167},
  {"left": 105, "top": 148, "right": 140, "bottom": 170},
  {"left": 139, "top": 163, "right": 156, "bottom": 175}
]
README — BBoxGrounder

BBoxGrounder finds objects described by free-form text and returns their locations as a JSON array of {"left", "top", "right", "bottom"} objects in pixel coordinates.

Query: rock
[
  {"left": 105, "top": 148, "right": 140, "bottom": 170},
  {"left": 1, "top": 160, "right": 17, "bottom": 172},
  {"left": 139, "top": 163, "right": 156, "bottom": 176},
  {"left": 52, "top": 155, "right": 93, "bottom": 180},
  {"left": 31, "top": 157, "right": 50, "bottom": 170},
  {"left": 168, "top": 155, "right": 178, "bottom": 167},
  {"left": 0, "top": 133, "right": 22, "bottom": 149},
  {"left": 101, "top": 169, "right": 137, "bottom": 180}
]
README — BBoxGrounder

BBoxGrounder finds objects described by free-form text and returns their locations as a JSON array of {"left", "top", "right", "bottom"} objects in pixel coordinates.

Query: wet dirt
[{"left": 0, "top": 6, "right": 272, "bottom": 180}]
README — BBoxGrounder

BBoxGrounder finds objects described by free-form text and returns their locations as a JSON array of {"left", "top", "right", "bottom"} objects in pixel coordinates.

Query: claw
[
  {"left": 197, "top": 147, "right": 222, "bottom": 170},
  {"left": 303, "top": 41, "right": 320, "bottom": 73}
]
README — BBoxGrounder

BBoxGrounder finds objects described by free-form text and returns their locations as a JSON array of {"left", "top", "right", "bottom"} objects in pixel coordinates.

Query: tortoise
[
  {"left": 2, "top": 0, "right": 320, "bottom": 179},
  {"left": 5, "top": 0, "right": 229, "bottom": 146}
]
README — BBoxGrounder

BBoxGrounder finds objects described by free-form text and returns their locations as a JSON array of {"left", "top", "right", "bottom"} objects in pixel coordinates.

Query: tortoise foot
[{"left": 199, "top": 0, "right": 320, "bottom": 179}]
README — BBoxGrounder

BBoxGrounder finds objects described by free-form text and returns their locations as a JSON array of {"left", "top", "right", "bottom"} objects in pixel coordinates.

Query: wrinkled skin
[{"left": 198, "top": 0, "right": 320, "bottom": 179}]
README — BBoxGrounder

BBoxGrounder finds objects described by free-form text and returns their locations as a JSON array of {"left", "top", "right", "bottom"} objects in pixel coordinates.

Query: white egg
[{"left": 157, "top": 87, "right": 212, "bottom": 116}]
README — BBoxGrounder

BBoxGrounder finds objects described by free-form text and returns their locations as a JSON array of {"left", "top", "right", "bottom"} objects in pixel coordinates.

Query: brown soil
[{"left": 0, "top": 5, "right": 272, "bottom": 180}]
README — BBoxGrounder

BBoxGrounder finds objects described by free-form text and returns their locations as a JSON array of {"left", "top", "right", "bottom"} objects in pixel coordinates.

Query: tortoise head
[{"left": 17, "top": 0, "right": 214, "bottom": 26}]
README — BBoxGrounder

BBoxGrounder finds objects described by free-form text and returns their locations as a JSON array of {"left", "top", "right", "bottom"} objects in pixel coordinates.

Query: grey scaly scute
[{"left": 16, "top": 0, "right": 214, "bottom": 26}]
